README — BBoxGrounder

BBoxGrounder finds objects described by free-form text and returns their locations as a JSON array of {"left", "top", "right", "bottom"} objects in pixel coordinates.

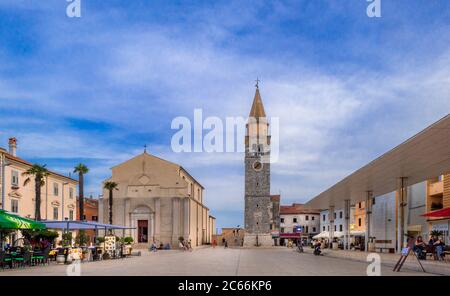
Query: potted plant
[
  {"left": 121, "top": 237, "right": 134, "bottom": 255},
  {"left": 430, "top": 230, "right": 443, "bottom": 237},
  {"left": 96, "top": 236, "right": 105, "bottom": 245},
  {"left": 123, "top": 237, "right": 134, "bottom": 245},
  {"left": 75, "top": 230, "right": 88, "bottom": 247},
  {"left": 62, "top": 232, "right": 73, "bottom": 247}
]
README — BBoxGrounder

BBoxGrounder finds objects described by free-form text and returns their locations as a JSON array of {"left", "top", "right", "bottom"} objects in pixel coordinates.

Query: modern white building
[
  {"left": 371, "top": 181, "right": 429, "bottom": 251},
  {"left": 320, "top": 208, "right": 352, "bottom": 233}
]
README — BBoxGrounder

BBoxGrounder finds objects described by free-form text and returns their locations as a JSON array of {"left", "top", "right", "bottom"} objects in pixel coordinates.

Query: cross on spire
[{"left": 255, "top": 77, "right": 260, "bottom": 89}]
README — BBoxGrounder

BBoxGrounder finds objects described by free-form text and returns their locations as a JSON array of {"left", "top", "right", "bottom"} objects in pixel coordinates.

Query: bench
[
  {"left": 376, "top": 247, "right": 395, "bottom": 253},
  {"left": 375, "top": 240, "right": 394, "bottom": 253}
]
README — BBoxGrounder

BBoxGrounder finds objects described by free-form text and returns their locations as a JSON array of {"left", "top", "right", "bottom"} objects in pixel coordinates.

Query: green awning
[{"left": 0, "top": 210, "right": 46, "bottom": 230}]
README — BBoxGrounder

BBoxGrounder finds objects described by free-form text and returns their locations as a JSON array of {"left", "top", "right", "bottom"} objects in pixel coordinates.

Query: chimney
[{"left": 8, "top": 137, "right": 17, "bottom": 156}]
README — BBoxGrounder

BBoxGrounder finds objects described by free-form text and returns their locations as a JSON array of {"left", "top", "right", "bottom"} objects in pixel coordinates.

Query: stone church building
[{"left": 98, "top": 152, "right": 216, "bottom": 248}]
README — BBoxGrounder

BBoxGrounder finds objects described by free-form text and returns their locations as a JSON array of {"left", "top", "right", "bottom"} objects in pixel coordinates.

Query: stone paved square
[{"left": 0, "top": 247, "right": 434, "bottom": 276}]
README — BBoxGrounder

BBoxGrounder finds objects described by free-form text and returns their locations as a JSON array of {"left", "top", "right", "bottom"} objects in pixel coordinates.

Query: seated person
[
  {"left": 433, "top": 237, "right": 445, "bottom": 260},
  {"left": 413, "top": 236, "right": 426, "bottom": 259},
  {"left": 178, "top": 241, "right": 186, "bottom": 250},
  {"left": 149, "top": 241, "right": 158, "bottom": 252}
]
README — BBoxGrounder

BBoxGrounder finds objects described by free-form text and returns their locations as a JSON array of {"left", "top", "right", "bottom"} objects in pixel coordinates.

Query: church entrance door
[{"left": 138, "top": 220, "right": 148, "bottom": 243}]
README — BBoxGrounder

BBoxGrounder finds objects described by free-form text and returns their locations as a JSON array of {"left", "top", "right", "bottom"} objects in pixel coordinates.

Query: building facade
[
  {"left": 370, "top": 181, "right": 429, "bottom": 251},
  {"left": 0, "top": 138, "right": 78, "bottom": 222},
  {"left": 280, "top": 203, "right": 320, "bottom": 245},
  {"left": 320, "top": 208, "right": 348, "bottom": 233},
  {"left": 77, "top": 196, "right": 99, "bottom": 222},
  {"left": 353, "top": 201, "right": 366, "bottom": 232},
  {"left": 77, "top": 196, "right": 99, "bottom": 243},
  {"left": 425, "top": 174, "right": 450, "bottom": 245},
  {"left": 243, "top": 85, "right": 273, "bottom": 247},
  {"left": 270, "top": 194, "right": 281, "bottom": 244},
  {"left": 98, "top": 151, "right": 216, "bottom": 248}
]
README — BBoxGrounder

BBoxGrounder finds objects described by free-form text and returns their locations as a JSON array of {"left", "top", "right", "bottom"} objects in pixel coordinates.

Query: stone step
[{"left": 132, "top": 243, "right": 149, "bottom": 249}]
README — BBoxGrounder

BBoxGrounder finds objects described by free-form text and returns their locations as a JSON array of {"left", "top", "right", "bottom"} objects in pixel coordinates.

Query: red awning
[
  {"left": 280, "top": 233, "right": 301, "bottom": 239},
  {"left": 422, "top": 207, "right": 450, "bottom": 218}
]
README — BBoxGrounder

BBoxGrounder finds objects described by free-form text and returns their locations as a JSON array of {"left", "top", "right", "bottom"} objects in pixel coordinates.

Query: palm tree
[
  {"left": 103, "top": 181, "right": 118, "bottom": 227},
  {"left": 22, "top": 164, "right": 50, "bottom": 221},
  {"left": 74, "top": 164, "right": 89, "bottom": 221}
]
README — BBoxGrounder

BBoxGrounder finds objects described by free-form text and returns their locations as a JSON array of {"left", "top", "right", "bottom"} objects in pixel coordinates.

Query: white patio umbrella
[{"left": 312, "top": 231, "right": 328, "bottom": 239}]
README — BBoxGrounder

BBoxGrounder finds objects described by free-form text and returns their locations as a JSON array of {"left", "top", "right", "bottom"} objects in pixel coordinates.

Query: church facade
[
  {"left": 98, "top": 152, "right": 216, "bottom": 248},
  {"left": 243, "top": 85, "right": 275, "bottom": 246}
]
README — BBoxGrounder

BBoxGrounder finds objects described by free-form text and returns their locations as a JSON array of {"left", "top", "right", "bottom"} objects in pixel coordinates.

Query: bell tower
[{"left": 243, "top": 82, "right": 273, "bottom": 247}]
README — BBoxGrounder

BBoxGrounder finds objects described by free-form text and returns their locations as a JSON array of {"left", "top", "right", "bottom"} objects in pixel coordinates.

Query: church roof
[
  {"left": 110, "top": 151, "right": 204, "bottom": 189},
  {"left": 249, "top": 87, "right": 266, "bottom": 118}
]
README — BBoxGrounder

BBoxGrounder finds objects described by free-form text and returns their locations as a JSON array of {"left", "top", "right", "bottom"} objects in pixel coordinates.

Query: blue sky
[{"left": 0, "top": 0, "right": 449, "bottom": 228}]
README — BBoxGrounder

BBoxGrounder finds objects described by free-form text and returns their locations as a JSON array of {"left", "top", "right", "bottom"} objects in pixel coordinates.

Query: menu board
[{"left": 104, "top": 235, "right": 116, "bottom": 257}]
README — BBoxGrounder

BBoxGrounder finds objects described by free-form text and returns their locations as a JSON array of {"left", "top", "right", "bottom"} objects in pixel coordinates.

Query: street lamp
[{"left": 62, "top": 182, "right": 69, "bottom": 220}]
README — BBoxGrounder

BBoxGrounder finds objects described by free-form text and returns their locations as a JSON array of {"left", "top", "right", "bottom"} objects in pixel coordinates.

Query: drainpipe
[
  {"left": 365, "top": 191, "right": 373, "bottom": 252},
  {"left": 62, "top": 182, "right": 68, "bottom": 220},
  {"left": 1, "top": 154, "right": 5, "bottom": 210}
]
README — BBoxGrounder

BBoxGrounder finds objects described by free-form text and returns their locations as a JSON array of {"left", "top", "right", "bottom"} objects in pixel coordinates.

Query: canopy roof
[
  {"left": 307, "top": 115, "right": 450, "bottom": 209},
  {"left": 0, "top": 210, "right": 46, "bottom": 230},
  {"left": 422, "top": 207, "right": 450, "bottom": 219},
  {"left": 42, "top": 220, "right": 135, "bottom": 230}
]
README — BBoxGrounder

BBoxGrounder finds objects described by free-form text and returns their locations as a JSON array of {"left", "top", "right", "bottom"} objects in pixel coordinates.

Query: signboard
[
  {"left": 280, "top": 233, "right": 301, "bottom": 239},
  {"left": 431, "top": 222, "right": 449, "bottom": 232},
  {"left": 401, "top": 247, "right": 410, "bottom": 256},
  {"left": 294, "top": 226, "right": 303, "bottom": 233},
  {"left": 104, "top": 235, "right": 116, "bottom": 257}
]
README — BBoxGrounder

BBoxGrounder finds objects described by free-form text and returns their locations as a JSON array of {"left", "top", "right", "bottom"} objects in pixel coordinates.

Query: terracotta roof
[
  {"left": 77, "top": 197, "right": 98, "bottom": 208},
  {"left": 249, "top": 88, "right": 266, "bottom": 118},
  {"left": 270, "top": 194, "right": 280, "bottom": 202},
  {"left": 280, "top": 203, "right": 320, "bottom": 215},
  {"left": 2, "top": 152, "right": 77, "bottom": 183}
]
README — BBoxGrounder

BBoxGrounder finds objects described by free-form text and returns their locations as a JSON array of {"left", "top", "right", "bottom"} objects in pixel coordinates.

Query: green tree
[
  {"left": 74, "top": 164, "right": 89, "bottom": 221},
  {"left": 22, "top": 164, "right": 50, "bottom": 221}
]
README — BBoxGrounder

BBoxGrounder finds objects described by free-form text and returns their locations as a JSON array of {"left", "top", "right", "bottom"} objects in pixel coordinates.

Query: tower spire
[{"left": 249, "top": 81, "right": 266, "bottom": 118}]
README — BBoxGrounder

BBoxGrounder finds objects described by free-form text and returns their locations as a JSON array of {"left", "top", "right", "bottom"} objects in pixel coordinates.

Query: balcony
[{"left": 428, "top": 180, "right": 443, "bottom": 196}]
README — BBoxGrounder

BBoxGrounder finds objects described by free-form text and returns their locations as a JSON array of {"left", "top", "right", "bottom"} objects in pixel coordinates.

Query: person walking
[
  {"left": 212, "top": 239, "right": 217, "bottom": 248},
  {"left": 187, "top": 239, "right": 193, "bottom": 252}
]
